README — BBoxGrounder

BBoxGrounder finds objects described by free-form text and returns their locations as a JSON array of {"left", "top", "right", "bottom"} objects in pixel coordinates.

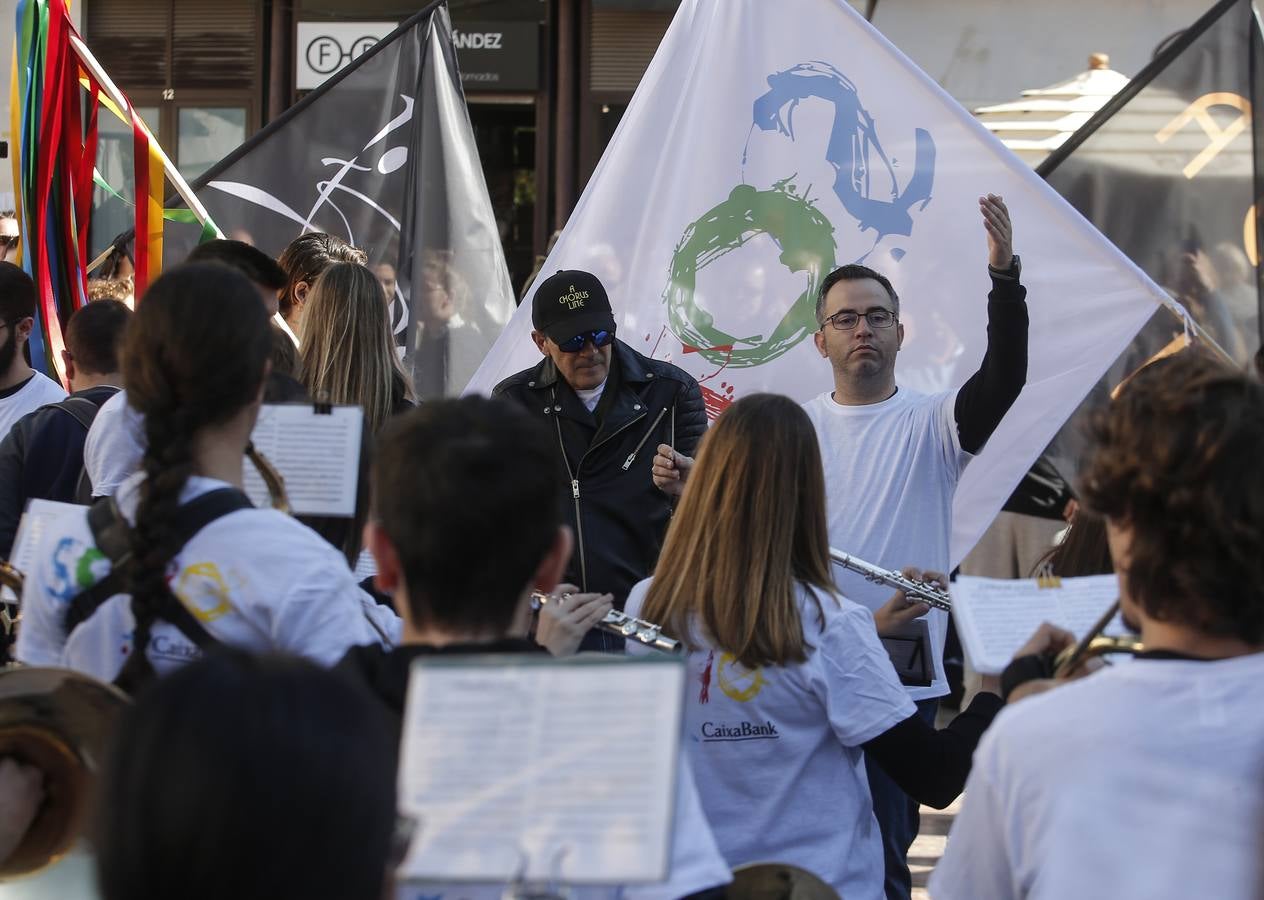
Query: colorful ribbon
[{"left": 12, "top": 0, "right": 217, "bottom": 385}]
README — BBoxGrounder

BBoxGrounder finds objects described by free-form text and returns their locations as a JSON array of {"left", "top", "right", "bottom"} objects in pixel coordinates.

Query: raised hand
[{"left": 980, "top": 193, "right": 1014, "bottom": 270}]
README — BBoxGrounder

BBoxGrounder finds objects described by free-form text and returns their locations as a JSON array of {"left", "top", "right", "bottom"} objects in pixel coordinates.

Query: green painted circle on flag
[
  {"left": 664, "top": 183, "right": 837, "bottom": 368},
  {"left": 75, "top": 547, "right": 107, "bottom": 589}
]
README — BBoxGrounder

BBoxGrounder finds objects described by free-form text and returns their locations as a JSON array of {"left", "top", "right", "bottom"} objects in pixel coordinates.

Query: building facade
[
  {"left": 0, "top": 0, "right": 1211, "bottom": 292},
  {"left": 62, "top": 0, "right": 680, "bottom": 292}
]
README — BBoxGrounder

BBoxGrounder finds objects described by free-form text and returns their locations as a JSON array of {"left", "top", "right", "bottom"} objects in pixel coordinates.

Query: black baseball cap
[{"left": 531, "top": 269, "right": 617, "bottom": 344}]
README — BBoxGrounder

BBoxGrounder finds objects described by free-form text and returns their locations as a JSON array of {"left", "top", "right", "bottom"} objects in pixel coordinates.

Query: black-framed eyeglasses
[
  {"left": 820, "top": 308, "right": 897, "bottom": 332},
  {"left": 557, "top": 329, "right": 615, "bottom": 353}
]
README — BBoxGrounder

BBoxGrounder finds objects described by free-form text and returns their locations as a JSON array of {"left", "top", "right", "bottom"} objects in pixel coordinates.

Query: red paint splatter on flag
[
  {"left": 701, "top": 381, "right": 738, "bottom": 420},
  {"left": 700, "top": 650, "right": 714, "bottom": 704}
]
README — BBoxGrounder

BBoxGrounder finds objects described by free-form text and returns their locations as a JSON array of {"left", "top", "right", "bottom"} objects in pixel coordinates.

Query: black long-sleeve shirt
[
  {"left": 954, "top": 269, "right": 1029, "bottom": 454},
  {"left": 863, "top": 691, "right": 1004, "bottom": 808}
]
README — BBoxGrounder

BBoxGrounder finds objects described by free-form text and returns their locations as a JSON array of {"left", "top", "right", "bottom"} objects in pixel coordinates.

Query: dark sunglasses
[
  {"left": 0, "top": 236, "right": 18, "bottom": 249},
  {"left": 557, "top": 329, "right": 615, "bottom": 353}
]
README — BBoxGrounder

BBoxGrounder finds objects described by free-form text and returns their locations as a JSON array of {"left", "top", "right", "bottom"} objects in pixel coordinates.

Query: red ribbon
[
  {"left": 131, "top": 107, "right": 150, "bottom": 295},
  {"left": 74, "top": 74, "right": 100, "bottom": 281},
  {"left": 32, "top": 0, "right": 71, "bottom": 377}
]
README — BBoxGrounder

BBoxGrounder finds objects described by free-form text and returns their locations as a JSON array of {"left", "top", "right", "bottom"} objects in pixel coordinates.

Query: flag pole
[
  {"left": 1150, "top": 294, "right": 1238, "bottom": 367},
  {"left": 67, "top": 33, "right": 222, "bottom": 239}
]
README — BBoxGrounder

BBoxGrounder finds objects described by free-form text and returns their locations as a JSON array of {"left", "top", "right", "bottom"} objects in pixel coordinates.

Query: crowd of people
[{"left": 0, "top": 189, "right": 1259, "bottom": 900}]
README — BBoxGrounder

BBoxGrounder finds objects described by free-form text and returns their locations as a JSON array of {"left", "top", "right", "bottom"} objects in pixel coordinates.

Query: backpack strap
[
  {"left": 48, "top": 395, "right": 103, "bottom": 431},
  {"left": 63, "top": 488, "right": 254, "bottom": 644},
  {"left": 40, "top": 390, "right": 118, "bottom": 503},
  {"left": 74, "top": 468, "right": 95, "bottom": 505}
]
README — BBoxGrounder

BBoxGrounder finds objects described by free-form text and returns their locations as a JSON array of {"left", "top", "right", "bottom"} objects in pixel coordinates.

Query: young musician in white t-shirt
[
  {"left": 630, "top": 394, "right": 1066, "bottom": 900},
  {"left": 654, "top": 196, "right": 1029, "bottom": 900},
  {"left": 0, "top": 262, "right": 67, "bottom": 439},
  {"left": 82, "top": 239, "right": 291, "bottom": 499},
  {"left": 16, "top": 264, "right": 394, "bottom": 690},
  {"left": 335, "top": 396, "right": 732, "bottom": 900},
  {"left": 931, "top": 352, "right": 1264, "bottom": 900}
]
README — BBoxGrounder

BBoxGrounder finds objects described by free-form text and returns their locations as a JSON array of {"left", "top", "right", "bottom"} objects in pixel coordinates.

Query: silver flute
[
  {"left": 530, "top": 591, "right": 681, "bottom": 653},
  {"left": 828, "top": 548, "right": 953, "bottom": 612}
]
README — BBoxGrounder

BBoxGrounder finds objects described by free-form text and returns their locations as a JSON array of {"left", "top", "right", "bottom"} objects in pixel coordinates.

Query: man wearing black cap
[{"left": 493, "top": 269, "right": 705, "bottom": 650}]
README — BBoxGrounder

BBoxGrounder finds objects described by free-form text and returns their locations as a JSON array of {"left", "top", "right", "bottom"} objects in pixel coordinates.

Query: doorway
[{"left": 468, "top": 101, "right": 537, "bottom": 297}]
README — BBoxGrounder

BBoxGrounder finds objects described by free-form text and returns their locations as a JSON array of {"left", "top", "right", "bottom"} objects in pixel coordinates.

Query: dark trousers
[{"left": 865, "top": 698, "right": 939, "bottom": 900}]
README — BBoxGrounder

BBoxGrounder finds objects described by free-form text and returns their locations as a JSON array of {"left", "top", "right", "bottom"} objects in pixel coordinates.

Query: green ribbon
[{"left": 93, "top": 170, "right": 218, "bottom": 244}]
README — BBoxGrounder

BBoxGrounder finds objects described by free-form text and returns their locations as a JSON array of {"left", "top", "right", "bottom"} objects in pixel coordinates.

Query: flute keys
[{"left": 637, "top": 626, "right": 661, "bottom": 644}]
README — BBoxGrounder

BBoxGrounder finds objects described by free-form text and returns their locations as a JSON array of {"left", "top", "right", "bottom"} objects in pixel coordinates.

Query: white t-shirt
[
  {"left": 82, "top": 388, "right": 145, "bottom": 497},
  {"left": 16, "top": 472, "right": 399, "bottom": 681},
  {"left": 626, "top": 578, "right": 916, "bottom": 900},
  {"left": 0, "top": 372, "right": 67, "bottom": 438},
  {"left": 802, "top": 387, "right": 969, "bottom": 701},
  {"left": 396, "top": 750, "right": 731, "bottom": 900},
  {"left": 929, "top": 653, "right": 1264, "bottom": 900},
  {"left": 575, "top": 379, "right": 607, "bottom": 413}
]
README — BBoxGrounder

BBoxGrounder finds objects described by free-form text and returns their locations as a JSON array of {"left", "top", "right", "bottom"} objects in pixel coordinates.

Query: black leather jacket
[{"left": 494, "top": 339, "right": 706, "bottom": 610}]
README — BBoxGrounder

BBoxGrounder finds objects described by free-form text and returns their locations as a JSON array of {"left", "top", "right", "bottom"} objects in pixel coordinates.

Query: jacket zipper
[
  {"left": 552, "top": 409, "right": 588, "bottom": 591},
  {"left": 551, "top": 390, "right": 653, "bottom": 591},
  {"left": 622, "top": 407, "right": 668, "bottom": 471}
]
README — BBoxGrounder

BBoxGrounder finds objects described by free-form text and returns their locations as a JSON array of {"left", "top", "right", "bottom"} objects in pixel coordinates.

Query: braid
[
  {"left": 115, "top": 262, "right": 273, "bottom": 692},
  {"left": 116, "top": 404, "right": 198, "bottom": 692}
]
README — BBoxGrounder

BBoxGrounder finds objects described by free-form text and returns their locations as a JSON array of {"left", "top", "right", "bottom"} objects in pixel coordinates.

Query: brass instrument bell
[{"left": 0, "top": 667, "right": 129, "bottom": 881}]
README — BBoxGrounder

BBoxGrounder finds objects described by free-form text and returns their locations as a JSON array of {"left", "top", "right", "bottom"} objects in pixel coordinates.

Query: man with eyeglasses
[
  {"left": 494, "top": 269, "right": 705, "bottom": 651},
  {"left": 654, "top": 194, "right": 1026, "bottom": 900},
  {"left": 809, "top": 194, "right": 1026, "bottom": 900}
]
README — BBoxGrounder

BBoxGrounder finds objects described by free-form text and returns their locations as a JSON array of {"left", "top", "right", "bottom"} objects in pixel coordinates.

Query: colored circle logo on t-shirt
[{"left": 716, "top": 653, "right": 767, "bottom": 702}]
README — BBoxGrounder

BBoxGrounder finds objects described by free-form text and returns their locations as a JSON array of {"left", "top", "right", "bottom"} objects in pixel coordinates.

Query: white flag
[{"left": 467, "top": 0, "right": 1172, "bottom": 564}]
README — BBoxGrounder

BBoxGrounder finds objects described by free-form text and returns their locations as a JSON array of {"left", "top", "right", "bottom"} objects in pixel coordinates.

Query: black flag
[
  {"left": 1037, "top": 0, "right": 1264, "bottom": 482},
  {"left": 171, "top": 3, "right": 515, "bottom": 398}
]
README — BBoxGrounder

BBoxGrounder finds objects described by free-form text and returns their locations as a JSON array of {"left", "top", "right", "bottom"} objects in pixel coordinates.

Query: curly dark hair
[{"left": 1083, "top": 351, "right": 1264, "bottom": 643}]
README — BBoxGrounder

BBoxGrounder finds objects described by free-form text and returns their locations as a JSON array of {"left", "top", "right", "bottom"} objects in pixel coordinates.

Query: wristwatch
[{"left": 989, "top": 254, "right": 1021, "bottom": 279}]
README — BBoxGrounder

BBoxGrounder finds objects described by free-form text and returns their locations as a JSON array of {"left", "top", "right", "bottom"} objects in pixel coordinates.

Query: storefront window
[
  {"left": 90, "top": 106, "right": 161, "bottom": 258},
  {"left": 298, "top": 0, "right": 544, "bottom": 19},
  {"left": 470, "top": 103, "right": 538, "bottom": 293},
  {"left": 177, "top": 107, "right": 248, "bottom": 180}
]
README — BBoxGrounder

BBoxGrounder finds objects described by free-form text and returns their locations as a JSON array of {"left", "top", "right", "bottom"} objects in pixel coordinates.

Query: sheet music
[
  {"left": 397, "top": 655, "right": 685, "bottom": 885},
  {"left": 951, "top": 575, "right": 1125, "bottom": 674},
  {"left": 4, "top": 499, "right": 84, "bottom": 603},
  {"left": 243, "top": 404, "right": 363, "bottom": 517}
]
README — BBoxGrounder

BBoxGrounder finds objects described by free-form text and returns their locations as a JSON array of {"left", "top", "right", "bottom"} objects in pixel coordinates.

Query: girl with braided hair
[{"left": 16, "top": 264, "right": 395, "bottom": 689}]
